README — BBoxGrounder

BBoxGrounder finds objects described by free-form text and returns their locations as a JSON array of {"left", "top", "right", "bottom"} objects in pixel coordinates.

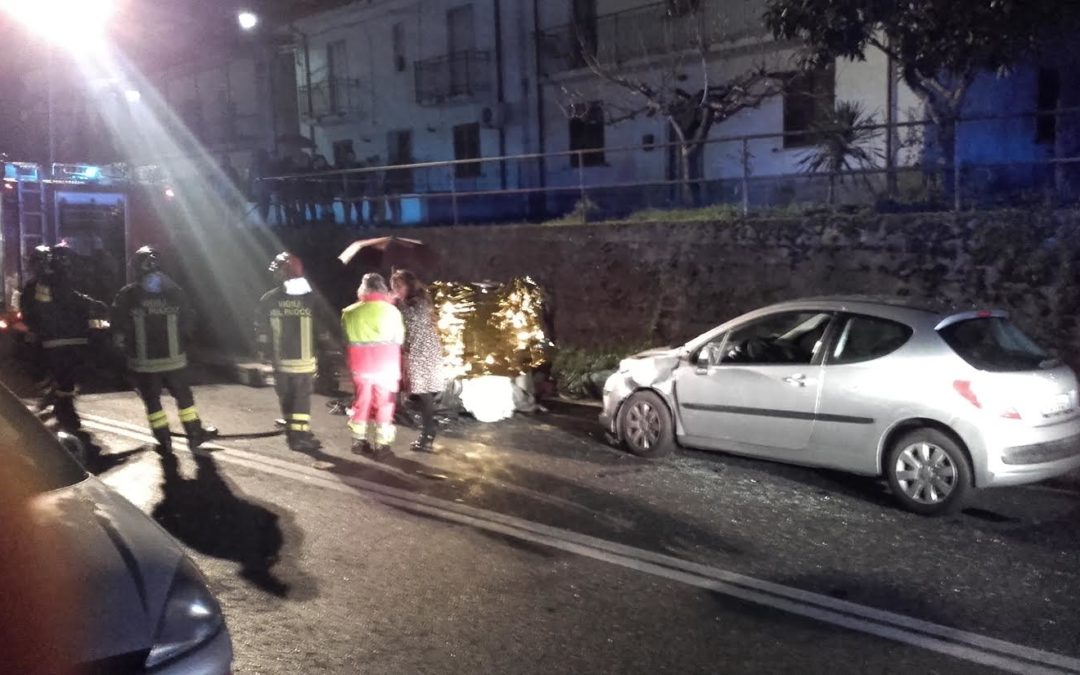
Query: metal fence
[
  {"left": 415, "top": 51, "right": 493, "bottom": 106},
  {"left": 538, "top": 0, "right": 767, "bottom": 75},
  {"left": 254, "top": 107, "right": 1080, "bottom": 228}
]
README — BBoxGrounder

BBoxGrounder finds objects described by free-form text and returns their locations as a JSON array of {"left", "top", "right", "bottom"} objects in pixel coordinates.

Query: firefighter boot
[
  {"left": 152, "top": 428, "right": 173, "bottom": 455},
  {"left": 350, "top": 439, "right": 373, "bottom": 456},
  {"left": 54, "top": 397, "right": 82, "bottom": 434},
  {"left": 184, "top": 421, "right": 219, "bottom": 449},
  {"left": 287, "top": 431, "right": 322, "bottom": 452}
]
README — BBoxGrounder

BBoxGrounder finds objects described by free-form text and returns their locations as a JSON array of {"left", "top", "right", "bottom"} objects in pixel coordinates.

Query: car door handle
[{"left": 783, "top": 374, "right": 807, "bottom": 387}]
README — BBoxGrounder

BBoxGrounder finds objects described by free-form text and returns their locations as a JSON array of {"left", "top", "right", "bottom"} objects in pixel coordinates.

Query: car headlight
[{"left": 145, "top": 558, "right": 225, "bottom": 669}]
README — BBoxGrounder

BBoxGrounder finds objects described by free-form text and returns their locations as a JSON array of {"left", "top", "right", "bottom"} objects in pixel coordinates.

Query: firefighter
[
  {"left": 22, "top": 243, "right": 107, "bottom": 432},
  {"left": 342, "top": 273, "right": 404, "bottom": 457},
  {"left": 17, "top": 245, "right": 55, "bottom": 408},
  {"left": 111, "top": 246, "right": 218, "bottom": 453},
  {"left": 255, "top": 252, "right": 332, "bottom": 452}
]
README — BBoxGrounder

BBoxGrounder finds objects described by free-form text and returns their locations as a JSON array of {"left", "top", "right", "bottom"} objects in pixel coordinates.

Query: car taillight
[{"left": 954, "top": 380, "right": 1022, "bottom": 420}]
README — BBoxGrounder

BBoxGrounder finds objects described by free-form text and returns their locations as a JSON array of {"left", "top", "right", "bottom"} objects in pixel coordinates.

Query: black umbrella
[{"left": 338, "top": 236, "right": 438, "bottom": 273}]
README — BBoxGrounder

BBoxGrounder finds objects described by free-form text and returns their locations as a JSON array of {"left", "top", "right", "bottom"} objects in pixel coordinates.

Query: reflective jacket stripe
[
  {"left": 278, "top": 359, "right": 317, "bottom": 374},
  {"left": 129, "top": 355, "right": 188, "bottom": 373},
  {"left": 300, "top": 315, "right": 312, "bottom": 362},
  {"left": 167, "top": 314, "right": 180, "bottom": 360},
  {"left": 134, "top": 315, "right": 148, "bottom": 363},
  {"left": 43, "top": 338, "right": 89, "bottom": 348},
  {"left": 271, "top": 316, "right": 283, "bottom": 363}
]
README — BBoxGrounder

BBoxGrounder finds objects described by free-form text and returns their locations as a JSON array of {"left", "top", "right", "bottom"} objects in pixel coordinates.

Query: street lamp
[{"left": 237, "top": 10, "right": 259, "bottom": 31}]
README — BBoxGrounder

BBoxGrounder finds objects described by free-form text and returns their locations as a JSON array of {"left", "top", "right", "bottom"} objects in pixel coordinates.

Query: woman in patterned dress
[{"left": 390, "top": 269, "right": 444, "bottom": 452}]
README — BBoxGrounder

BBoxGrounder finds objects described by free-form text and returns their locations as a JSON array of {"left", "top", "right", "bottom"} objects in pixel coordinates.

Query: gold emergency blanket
[{"left": 431, "top": 277, "right": 552, "bottom": 379}]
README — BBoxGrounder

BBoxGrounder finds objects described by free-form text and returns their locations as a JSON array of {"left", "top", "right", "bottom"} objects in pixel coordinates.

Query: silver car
[
  {"left": 1, "top": 382, "right": 232, "bottom": 673},
  {"left": 600, "top": 297, "right": 1080, "bottom": 515}
]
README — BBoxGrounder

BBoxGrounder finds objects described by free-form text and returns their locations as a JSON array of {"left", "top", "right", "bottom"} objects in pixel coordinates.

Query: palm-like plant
[{"left": 798, "top": 100, "right": 884, "bottom": 205}]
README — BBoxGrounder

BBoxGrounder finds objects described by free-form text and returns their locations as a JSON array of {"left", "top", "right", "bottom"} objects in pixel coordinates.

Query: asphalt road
[{"left": 16, "top": 372, "right": 1080, "bottom": 674}]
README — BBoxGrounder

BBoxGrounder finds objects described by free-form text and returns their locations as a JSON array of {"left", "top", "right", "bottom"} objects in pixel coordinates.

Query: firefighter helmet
[
  {"left": 28, "top": 244, "right": 51, "bottom": 277},
  {"left": 49, "top": 241, "right": 75, "bottom": 275},
  {"left": 132, "top": 245, "right": 160, "bottom": 278},
  {"left": 269, "top": 252, "right": 304, "bottom": 280}
]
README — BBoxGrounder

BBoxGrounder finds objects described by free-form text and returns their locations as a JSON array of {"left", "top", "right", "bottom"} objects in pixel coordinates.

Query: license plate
[{"left": 1042, "top": 394, "right": 1073, "bottom": 417}]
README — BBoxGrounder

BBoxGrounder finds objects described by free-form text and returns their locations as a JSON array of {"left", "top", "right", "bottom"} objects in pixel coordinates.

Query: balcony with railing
[
  {"left": 415, "top": 50, "right": 493, "bottom": 106},
  {"left": 538, "top": 0, "right": 769, "bottom": 76},
  {"left": 300, "top": 77, "right": 365, "bottom": 123}
]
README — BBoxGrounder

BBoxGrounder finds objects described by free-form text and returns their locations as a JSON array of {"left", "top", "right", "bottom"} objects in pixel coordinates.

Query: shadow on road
[
  {"left": 153, "top": 451, "right": 318, "bottom": 600},
  {"left": 84, "top": 445, "right": 145, "bottom": 476},
  {"left": 294, "top": 442, "right": 745, "bottom": 562}
]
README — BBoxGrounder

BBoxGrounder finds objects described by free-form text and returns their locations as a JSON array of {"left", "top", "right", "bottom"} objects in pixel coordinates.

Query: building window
[
  {"left": 447, "top": 5, "right": 476, "bottom": 95},
  {"left": 327, "top": 39, "right": 348, "bottom": 113},
  {"left": 783, "top": 65, "right": 836, "bottom": 148},
  {"left": 333, "top": 139, "right": 355, "bottom": 167},
  {"left": 453, "top": 123, "right": 482, "bottom": 178},
  {"left": 1036, "top": 68, "right": 1060, "bottom": 145},
  {"left": 571, "top": 0, "right": 598, "bottom": 66},
  {"left": 569, "top": 102, "right": 606, "bottom": 167},
  {"left": 393, "top": 22, "right": 407, "bottom": 73},
  {"left": 666, "top": 0, "right": 701, "bottom": 17},
  {"left": 387, "top": 129, "right": 414, "bottom": 192}
]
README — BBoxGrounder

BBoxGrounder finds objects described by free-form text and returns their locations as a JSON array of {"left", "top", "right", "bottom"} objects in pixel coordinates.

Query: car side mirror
[
  {"left": 694, "top": 346, "right": 712, "bottom": 372},
  {"left": 57, "top": 431, "right": 88, "bottom": 466}
]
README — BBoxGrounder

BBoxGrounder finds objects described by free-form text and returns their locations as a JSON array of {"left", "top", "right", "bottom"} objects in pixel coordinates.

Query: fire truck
[{"left": 0, "top": 159, "right": 178, "bottom": 339}]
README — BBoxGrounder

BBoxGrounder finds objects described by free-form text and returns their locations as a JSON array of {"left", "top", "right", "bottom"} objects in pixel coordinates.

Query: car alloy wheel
[
  {"left": 625, "top": 399, "right": 662, "bottom": 452},
  {"left": 894, "top": 441, "right": 957, "bottom": 504},
  {"left": 618, "top": 391, "right": 676, "bottom": 458}
]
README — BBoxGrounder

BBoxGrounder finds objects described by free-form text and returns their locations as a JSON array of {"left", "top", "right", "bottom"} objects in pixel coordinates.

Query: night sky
[{"left": 0, "top": 0, "right": 347, "bottom": 159}]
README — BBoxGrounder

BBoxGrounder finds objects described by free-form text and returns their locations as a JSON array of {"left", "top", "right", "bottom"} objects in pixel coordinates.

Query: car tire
[
  {"left": 618, "top": 391, "right": 676, "bottom": 459},
  {"left": 885, "top": 428, "right": 972, "bottom": 516}
]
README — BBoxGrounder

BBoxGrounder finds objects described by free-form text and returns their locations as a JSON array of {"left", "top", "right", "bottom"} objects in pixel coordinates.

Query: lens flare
[{"left": 1, "top": 0, "right": 114, "bottom": 49}]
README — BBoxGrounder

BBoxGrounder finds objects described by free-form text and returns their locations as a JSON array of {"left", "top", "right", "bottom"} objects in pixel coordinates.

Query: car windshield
[
  {"left": 0, "top": 384, "right": 87, "bottom": 495},
  {"left": 938, "top": 317, "right": 1051, "bottom": 372}
]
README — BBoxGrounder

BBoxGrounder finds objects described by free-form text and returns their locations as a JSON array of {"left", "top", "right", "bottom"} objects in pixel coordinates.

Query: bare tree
[{"left": 550, "top": 2, "right": 789, "bottom": 205}]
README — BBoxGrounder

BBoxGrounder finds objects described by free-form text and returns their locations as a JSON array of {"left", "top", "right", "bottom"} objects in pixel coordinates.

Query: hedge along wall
[{"left": 178, "top": 210, "right": 1080, "bottom": 369}]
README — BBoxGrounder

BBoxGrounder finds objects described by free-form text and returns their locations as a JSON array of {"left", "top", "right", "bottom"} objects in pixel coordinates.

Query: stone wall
[{"left": 188, "top": 210, "right": 1080, "bottom": 367}]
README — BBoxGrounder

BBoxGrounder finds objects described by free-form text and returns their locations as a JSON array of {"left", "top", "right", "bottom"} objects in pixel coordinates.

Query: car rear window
[
  {"left": 0, "top": 385, "right": 86, "bottom": 494},
  {"left": 831, "top": 315, "right": 913, "bottom": 364},
  {"left": 938, "top": 318, "right": 1051, "bottom": 372}
]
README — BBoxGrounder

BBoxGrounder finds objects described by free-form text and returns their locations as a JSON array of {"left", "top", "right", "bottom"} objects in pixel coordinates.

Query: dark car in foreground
[{"left": 0, "top": 382, "right": 232, "bottom": 673}]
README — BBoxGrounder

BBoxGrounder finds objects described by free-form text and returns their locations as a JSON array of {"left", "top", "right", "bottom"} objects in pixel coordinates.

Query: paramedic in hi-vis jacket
[
  {"left": 110, "top": 246, "right": 218, "bottom": 453},
  {"left": 341, "top": 273, "right": 404, "bottom": 458},
  {"left": 255, "top": 252, "right": 334, "bottom": 452}
]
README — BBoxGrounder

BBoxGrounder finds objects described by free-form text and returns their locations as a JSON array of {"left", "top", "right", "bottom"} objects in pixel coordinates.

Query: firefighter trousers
[
  {"left": 275, "top": 372, "right": 313, "bottom": 435},
  {"left": 43, "top": 345, "right": 86, "bottom": 432},
  {"left": 134, "top": 369, "right": 204, "bottom": 436},
  {"left": 349, "top": 377, "right": 397, "bottom": 446}
]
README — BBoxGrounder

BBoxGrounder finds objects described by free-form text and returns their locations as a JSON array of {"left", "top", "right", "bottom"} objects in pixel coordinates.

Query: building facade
[{"left": 287, "top": 0, "right": 928, "bottom": 218}]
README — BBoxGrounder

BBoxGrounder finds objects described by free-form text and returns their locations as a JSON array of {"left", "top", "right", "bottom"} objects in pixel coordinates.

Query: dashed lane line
[{"left": 80, "top": 413, "right": 1080, "bottom": 675}]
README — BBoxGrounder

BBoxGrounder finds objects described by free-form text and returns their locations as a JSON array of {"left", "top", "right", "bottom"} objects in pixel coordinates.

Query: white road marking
[{"left": 81, "top": 414, "right": 1080, "bottom": 675}]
